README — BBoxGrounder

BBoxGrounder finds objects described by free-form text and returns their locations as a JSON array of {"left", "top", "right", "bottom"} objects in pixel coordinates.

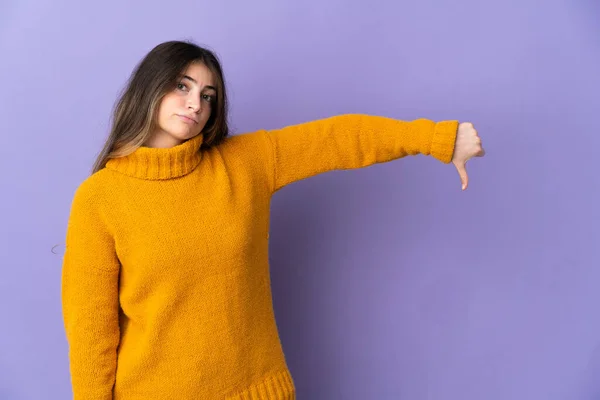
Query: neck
[
  {"left": 143, "top": 132, "right": 188, "bottom": 149},
  {"left": 104, "top": 133, "right": 204, "bottom": 180}
]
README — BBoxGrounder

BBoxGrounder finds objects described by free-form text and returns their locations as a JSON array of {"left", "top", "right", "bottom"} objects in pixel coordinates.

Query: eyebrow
[{"left": 182, "top": 75, "right": 216, "bottom": 91}]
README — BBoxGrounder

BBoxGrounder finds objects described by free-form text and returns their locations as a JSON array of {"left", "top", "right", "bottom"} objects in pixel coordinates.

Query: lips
[{"left": 178, "top": 114, "right": 198, "bottom": 124}]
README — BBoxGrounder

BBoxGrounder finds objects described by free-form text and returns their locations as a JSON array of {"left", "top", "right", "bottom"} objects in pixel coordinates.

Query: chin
[
  {"left": 170, "top": 130, "right": 200, "bottom": 141},
  {"left": 185, "top": 132, "right": 202, "bottom": 140}
]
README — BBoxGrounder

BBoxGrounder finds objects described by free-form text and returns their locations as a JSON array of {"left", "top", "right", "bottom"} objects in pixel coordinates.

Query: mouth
[{"left": 177, "top": 114, "right": 198, "bottom": 124}]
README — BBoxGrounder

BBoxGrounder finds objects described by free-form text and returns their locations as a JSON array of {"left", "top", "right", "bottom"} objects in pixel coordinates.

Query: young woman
[{"left": 61, "top": 40, "right": 484, "bottom": 400}]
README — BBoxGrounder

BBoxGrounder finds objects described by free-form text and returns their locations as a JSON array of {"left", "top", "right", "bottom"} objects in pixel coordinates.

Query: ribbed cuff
[{"left": 430, "top": 120, "right": 459, "bottom": 163}]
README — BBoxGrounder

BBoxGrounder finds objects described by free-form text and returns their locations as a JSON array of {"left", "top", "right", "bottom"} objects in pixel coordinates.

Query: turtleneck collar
[{"left": 105, "top": 134, "right": 204, "bottom": 180}]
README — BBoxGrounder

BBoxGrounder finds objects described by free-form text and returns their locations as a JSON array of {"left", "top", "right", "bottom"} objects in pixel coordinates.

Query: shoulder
[
  {"left": 210, "top": 130, "right": 273, "bottom": 162},
  {"left": 205, "top": 130, "right": 275, "bottom": 188},
  {"left": 69, "top": 168, "right": 114, "bottom": 211},
  {"left": 218, "top": 130, "right": 271, "bottom": 151}
]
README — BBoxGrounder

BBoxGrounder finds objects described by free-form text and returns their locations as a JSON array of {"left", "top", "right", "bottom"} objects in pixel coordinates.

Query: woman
[{"left": 61, "top": 40, "right": 484, "bottom": 400}]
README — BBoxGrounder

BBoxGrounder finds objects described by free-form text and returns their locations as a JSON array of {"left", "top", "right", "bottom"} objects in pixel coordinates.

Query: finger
[{"left": 456, "top": 163, "right": 468, "bottom": 190}]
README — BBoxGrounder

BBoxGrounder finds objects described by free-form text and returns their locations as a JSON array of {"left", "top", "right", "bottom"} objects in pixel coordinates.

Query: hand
[{"left": 452, "top": 122, "right": 485, "bottom": 191}]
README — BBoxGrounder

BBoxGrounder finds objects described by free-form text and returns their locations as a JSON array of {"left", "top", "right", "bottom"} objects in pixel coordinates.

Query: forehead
[{"left": 181, "top": 62, "right": 215, "bottom": 86}]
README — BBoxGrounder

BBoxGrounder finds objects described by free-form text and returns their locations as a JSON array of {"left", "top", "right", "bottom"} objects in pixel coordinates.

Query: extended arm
[{"left": 261, "top": 113, "right": 458, "bottom": 192}]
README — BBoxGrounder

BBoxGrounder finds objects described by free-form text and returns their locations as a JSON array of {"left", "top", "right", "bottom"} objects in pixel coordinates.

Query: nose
[{"left": 187, "top": 96, "right": 201, "bottom": 113}]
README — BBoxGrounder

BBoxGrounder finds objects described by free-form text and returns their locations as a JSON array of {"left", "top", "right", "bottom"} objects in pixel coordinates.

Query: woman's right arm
[{"left": 61, "top": 181, "right": 121, "bottom": 400}]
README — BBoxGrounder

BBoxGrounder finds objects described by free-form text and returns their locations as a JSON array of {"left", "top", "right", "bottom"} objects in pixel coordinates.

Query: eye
[
  {"left": 201, "top": 94, "right": 215, "bottom": 103},
  {"left": 176, "top": 82, "right": 188, "bottom": 91}
]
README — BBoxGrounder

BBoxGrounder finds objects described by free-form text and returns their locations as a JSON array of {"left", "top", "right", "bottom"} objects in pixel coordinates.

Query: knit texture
[{"left": 61, "top": 114, "right": 458, "bottom": 399}]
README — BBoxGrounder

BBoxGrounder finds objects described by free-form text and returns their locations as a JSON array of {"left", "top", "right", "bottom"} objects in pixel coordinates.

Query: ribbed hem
[
  {"left": 430, "top": 120, "right": 459, "bottom": 163},
  {"left": 226, "top": 370, "right": 296, "bottom": 400}
]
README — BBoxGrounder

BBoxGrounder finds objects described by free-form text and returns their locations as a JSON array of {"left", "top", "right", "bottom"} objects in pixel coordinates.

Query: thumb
[{"left": 456, "top": 163, "right": 468, "bottom": 190}]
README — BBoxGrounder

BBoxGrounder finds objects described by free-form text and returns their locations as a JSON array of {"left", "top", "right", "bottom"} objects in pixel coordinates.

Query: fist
[{"left": 452, "top": 122, "right": 485, "bottom": 190}]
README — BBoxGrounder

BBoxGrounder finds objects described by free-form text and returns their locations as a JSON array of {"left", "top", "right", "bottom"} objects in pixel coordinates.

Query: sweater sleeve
[
  {"left": 260, "top": 113, "right": 458, "bottom": 193},
  {"left": 61, "top": 181, "right": 121, "bottom": 400}
]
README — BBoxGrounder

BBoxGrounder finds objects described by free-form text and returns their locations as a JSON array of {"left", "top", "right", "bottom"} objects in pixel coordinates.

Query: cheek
[
  {"left": 162, "top": 94, "right": 182, "bottom": 108},
  {"left": 202, "top": 103, "right": 214, "bottom": 120},
  {"left": 158, "top": 98, "right": 179, "bottom": 120}
]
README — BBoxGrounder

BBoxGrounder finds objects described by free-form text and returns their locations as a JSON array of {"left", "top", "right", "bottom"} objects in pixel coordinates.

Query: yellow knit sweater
[{"left": 61, "top": 114, "right": 458, "bottom": 399}]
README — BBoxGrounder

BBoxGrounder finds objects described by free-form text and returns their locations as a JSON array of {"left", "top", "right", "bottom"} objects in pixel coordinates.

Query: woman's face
[{"left": 148, "top": 62, "right": 217, "bottom": 148}]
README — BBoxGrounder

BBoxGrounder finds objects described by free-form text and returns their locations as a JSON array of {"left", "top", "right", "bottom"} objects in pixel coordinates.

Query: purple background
[{"left": 1, "top": 0, "right": 599, "bottom": 399}]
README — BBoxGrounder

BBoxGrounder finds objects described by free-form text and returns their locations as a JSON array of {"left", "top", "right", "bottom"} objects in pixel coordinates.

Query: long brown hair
[{"left": 90, "top": 40, "right": 229, "bottom": 175}]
